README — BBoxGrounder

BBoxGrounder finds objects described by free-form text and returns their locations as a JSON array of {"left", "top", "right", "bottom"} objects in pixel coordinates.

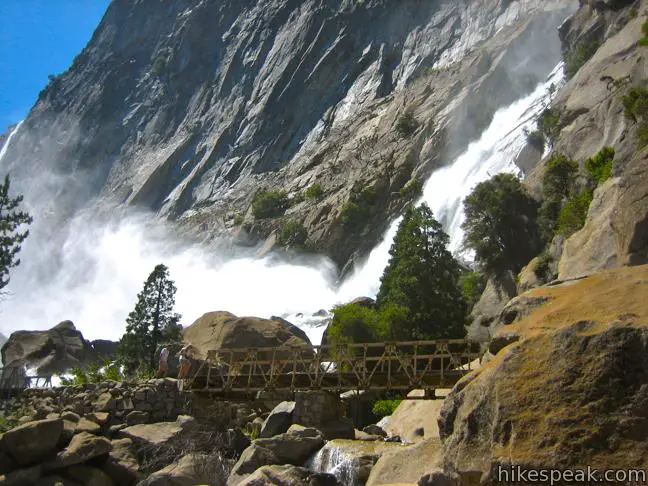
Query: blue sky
[{"left": 0, "top": 1, "right": 111, "bottom": 132}]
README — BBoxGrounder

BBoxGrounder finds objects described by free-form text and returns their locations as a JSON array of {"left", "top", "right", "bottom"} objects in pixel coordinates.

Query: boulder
[
  {"left": 439, "top": 265, "right": 648, "bottom": 475},
  {"left": 47, "top": 432, "right": 112, "bottom": 470},
  {"left": 75, "top": 418, "right": 101, "bottom": 435},
  {"left": 0, "top": 464, "right": 43, "bottom": 485},
  {"left": 366, "top": 439, "right": 443, "bottom": 486},
  {"left": 138, "top": 453, "right": 227, "bottom": 486},
  {"left": 228, "top": 426, "right": 325, "bottom": 485},
  {"left": 117, "top": 416, "right": 194, "bottom": 447},
  {"left": 85, "top": 412, "right": 109, "bottom": 425},
  {"left": 35, "top": 476, "right": 83, "bottom": 486},
  {"left": 349, "top": 297, "right": 376, "bottom": 308},
  {"left": 362, "top": 425, "right": 387, "bottom": 438},
  {"left": 182, "top": 312, "right": 311, "bottom": 360},
  {"left": 125, "top": 411, "right": 149, "bottom": 426},
  {"left": 96, "top": 438, "right": 140, "bottom": 486},
  {"left": 260, "top": 402, "right": 295, "bottom": 438},
  {"left": 383, "top": 400, "right": 444, "bottom": 443},
  {"left": 319, "top": 418, "right": 355, "bottom": 440},
  {"left": 466, "top": 272, "right": 517, "bottom": 343},
  {"left": 237, "top": 465, "right": 339, "bottom": 486},
  {"left": 227, "top": 428, "right": 251, "bottom": 457},
  {"left": 66, "top": 465, "right": 115, "bottom": 486},
  {"left": 1, "top": 321, "right": 118, "bottom": 376},
  {"left": 2, "top": 418, "right": 63, "bottom": 466}
]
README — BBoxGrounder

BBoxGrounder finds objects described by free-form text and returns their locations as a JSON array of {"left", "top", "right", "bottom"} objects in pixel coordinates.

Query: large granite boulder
[
  {"left": 238, "top": 465, "right": 339, "bottom": 486},
  {"left": 182, "top": 312, "right": 312, "bottom": 360},
  {"left": 1, "top": 321, "right": 118, "bottom": 376},
  {"left": 2, "top": 418, "right": 63, "bottom": 466},
  {"left": 228, "top": 426, "right": 325, "bottom": 485},
  {"left": 260, "top": 401, "right": 295, "bottom": 438},
  {"left": 439, "top": 265, "right": 648, "bottom": 476},
  {"left": 137, "top": 453, "right": 227, "bottom": 486}
]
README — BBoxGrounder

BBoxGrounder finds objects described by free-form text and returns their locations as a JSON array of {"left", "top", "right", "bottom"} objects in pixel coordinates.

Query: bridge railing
[{"left": 190, "top": 339, "right": 480, "bottom": 394}]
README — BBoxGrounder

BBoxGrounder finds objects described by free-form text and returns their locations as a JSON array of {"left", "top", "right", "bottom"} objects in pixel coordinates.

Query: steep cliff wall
[{"left": 1, "top": 0, "right": 574, "bottom": 268}]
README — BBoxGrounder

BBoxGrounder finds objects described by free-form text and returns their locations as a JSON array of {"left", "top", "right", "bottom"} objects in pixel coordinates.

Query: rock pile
[
  {"left": 0, "top": 418, "right": 140, "bottom": 485},
  {"left": 10, "top": 378, "right": 189, "bottom": 427}
]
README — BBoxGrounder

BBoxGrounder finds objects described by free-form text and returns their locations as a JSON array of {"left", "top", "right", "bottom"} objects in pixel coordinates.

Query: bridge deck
[{"left": 188, "top": 339, "right": 480, "bottom": 395}]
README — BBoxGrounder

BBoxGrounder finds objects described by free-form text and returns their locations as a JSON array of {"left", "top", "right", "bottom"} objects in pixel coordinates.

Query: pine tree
[
  {"left": 0, "top": 175, "right": 33, "bottom": 291},
  {"left": 119, "top": 264, "right": 182, "bottom": 375},
  {"left": 377, "top": 203, "right": 467, "bottom": 340}
]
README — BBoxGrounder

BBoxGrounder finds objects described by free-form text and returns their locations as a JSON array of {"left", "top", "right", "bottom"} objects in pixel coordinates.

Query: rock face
[
  {"left": 1, "top": 321, "right": 118, "bottom": 376},
  {"left": 183, "top": 312, "right": 311, "bottom": 359},
  {"left": 524, "top": 2, "right": 648, "bottom": 280},
  {"left": 439, "top": 264, "right": 648, "bottom": 475},
  {"left": 1, "top": 0, "right": 574, "bottom": 271}
]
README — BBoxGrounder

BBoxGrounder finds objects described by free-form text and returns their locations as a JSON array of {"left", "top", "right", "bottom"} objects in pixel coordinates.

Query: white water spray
[
  {"left": 339, "top": 63, "right": 564, "bottom": 297},
  {"left": 0, "top": 65, "right": 562, "bottom": 343}
]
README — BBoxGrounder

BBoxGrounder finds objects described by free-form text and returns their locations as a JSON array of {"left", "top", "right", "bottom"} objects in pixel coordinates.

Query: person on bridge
[
  {"left": 157, "top": 346, "right": 170, "bottom": 378},
  {"left": 177, "top": 344, "right": 193, "bottom": 390}
]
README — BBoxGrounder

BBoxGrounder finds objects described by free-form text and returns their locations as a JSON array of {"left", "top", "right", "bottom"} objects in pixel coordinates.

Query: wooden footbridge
[{"left": 187, "top": 339, "right": 481, "bottom": 397}]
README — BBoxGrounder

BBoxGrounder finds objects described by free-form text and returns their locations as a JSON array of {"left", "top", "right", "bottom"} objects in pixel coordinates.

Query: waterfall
[
  {"left": 0, "top": 122, "right": 23, "bottom": 162},
  {"left": 338, "top": 63, "right": 565, "bottom": 298},
  {"left": 306, "top": 442, "right": 362, "bottom": 486},
  {"left": 0, "top": 66, "right": 563, "bottom": 343}
]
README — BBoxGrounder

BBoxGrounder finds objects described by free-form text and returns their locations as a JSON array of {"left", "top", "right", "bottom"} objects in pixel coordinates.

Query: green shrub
[
  {"left": 542, "top": 153, "right": 578, "bottom": 201},
  {"left": 399, "top": 179, "right": 423, "bottom": 199},
  {"left": 372, "top": 399, "right": 402, "bottom": 418},
  {"left": 151, "top": 57, "right": 167, "bottom": 76},
  {"left": 537, "top": 108, "right": 562, "bottom": 146},
  {"left": 458, "top": 271, "right": 487, "bottom": 311},
  {"left": 556, "top": 190, "right": 593, "bottom": 237},
  {"left": 533, "top": 251, "right": 554, "bottom": 282},
  {"left": 525, "top": 129, "right": 545, "bottom": 151},
  {"left": 305, "top": 183, "right": 324, "bottom": 200},
  {"left": 279, "top": 220, "right": 308, "bottom": 248},
  {"left": 622, "top": 87, "right": 648, "bottom": 121},
  {"left": 566, "top": 40, "right": 600, "bottom": 78},
  {"left": 585, "top": 146, "right": 615, "bottom": 185},
  {"left": 631, "top": 8, "right": 639, "bottom": 19},
  {"left": 640, "top": 19, "right": 648, "bottom": 45},
  {"left": 251, "top": 190, "right": 290, "bottom": 219},
  {"left": 340, "top": 185, "right": 376, "bottom": 228},
  {"left": 395, "top": 111, "right": 420, "bottom": 138},
  {"left": 462, "top": 174, "right": 542, "bottom": 275},
  {"left": 328, "top": 303, "right": 385, "bottom": 346},
  {"left": 233, "top": 214, "right": 244, "bottom": 226}
]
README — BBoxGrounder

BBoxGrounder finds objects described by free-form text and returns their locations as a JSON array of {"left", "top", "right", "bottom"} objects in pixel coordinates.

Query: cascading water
[
  {"left": 0, "top": 65, "right": 563, "bottom": 343},
  {"left": 306, "top": 442, "right": 360, "bottom": 485},
  {"left": 338, "top": 63, "right": 565, "bottom": 298}
]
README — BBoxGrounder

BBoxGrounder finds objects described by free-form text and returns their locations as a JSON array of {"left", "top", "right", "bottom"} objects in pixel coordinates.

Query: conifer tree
[
  {"left": 119, "top": 263, "right": 181, "bottom": 375},
  {"left": 377, "top": 203, "right": 467, "bottom": 340},
  {"left": 0, "top": 175, "right": 33, "bottom": 291}
]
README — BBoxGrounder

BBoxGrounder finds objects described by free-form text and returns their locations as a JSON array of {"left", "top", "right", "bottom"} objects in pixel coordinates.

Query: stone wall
[
  {"left": 293, "top": 391, "right": 343, "bottom": 428},
  {"left": 10, "top": 378, "right": 190, "bottom": 426}
]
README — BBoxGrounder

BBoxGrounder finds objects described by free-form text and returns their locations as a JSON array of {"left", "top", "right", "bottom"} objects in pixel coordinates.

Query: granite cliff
[{"left": 1, "top": 0, "right": 573, "bottom": 269}]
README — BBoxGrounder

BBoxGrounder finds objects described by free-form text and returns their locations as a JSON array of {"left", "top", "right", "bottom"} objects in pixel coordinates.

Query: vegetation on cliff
[{"left": 462, "top": 173, "right": 542, "bottom": 275}]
